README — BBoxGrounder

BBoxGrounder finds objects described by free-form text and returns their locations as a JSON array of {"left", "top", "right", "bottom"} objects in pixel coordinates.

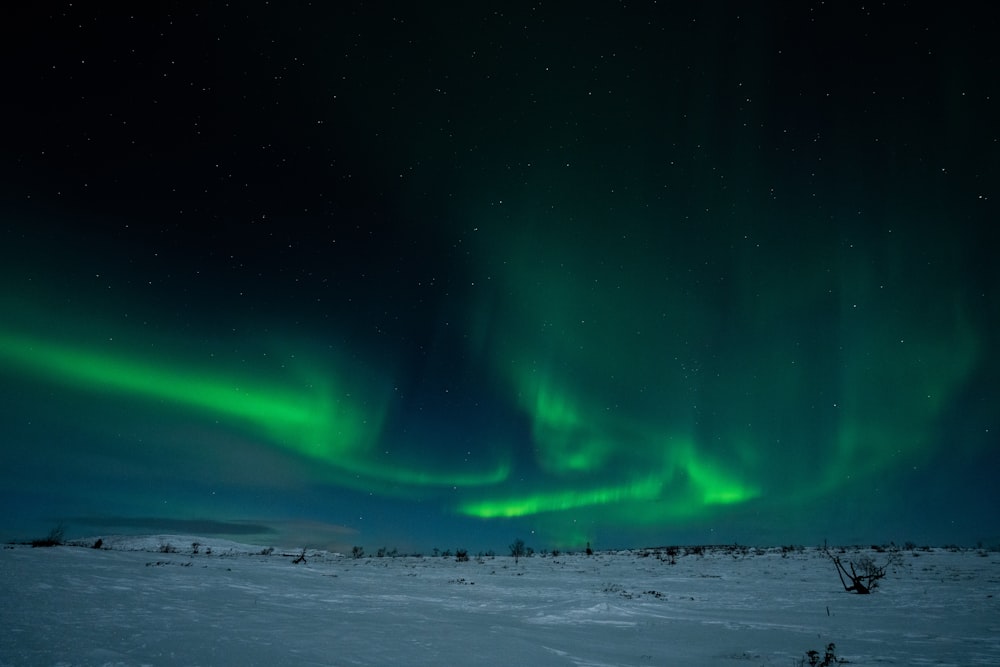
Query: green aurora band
[
  {"left": 451, "top": 207, "right": 983, "bottom": 543},
  {"left": 0, "top": 331, "right": 509, "bottom": 492},
  {"left": 0, "top": 204, "right": 983, "bottom": 547}
]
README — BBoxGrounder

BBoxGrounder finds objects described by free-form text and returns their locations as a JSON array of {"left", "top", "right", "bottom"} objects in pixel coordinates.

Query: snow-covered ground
[{"left": 1, "top": 538, "right": 997, "bottom": 666}]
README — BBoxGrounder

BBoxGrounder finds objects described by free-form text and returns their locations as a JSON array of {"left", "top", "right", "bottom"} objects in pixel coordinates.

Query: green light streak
[
  {"left": 809, "top": 261, "right": 984, "bottom": 497},
  {"left": 458, "top": 477, "right": 663, "bottom": 518},
  {"left": 0, "top": 331, "right": 371, "bottom": 454},
  {"left": 530, "top": 378, "right": 612, "bottom": 474},
  {"left": 0, "top": 331, "right": 507, "bottom": 489},
  {"left": 458, "top": 436, "right": 759, "bottom": 519},
  {"left": 461, "top": 209, "right": 983, "bottom": 541},
  {"left": 681, "top": 445, "right": 759, "bottom": 505}
]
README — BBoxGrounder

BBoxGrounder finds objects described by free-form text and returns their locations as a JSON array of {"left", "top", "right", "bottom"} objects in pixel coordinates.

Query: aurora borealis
[{"left": 1, "top": 4, "right": 997, "bottom": 551}]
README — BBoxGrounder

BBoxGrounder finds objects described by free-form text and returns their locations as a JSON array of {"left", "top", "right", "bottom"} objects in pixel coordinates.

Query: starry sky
[{"left": 1, "top": 3, "right": 997, "bottom": 552}]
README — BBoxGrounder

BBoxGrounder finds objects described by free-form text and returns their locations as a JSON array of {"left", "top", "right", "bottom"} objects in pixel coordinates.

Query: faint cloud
[
  {"left": 70, "top": 516, "right": 276, "bottom": 536},
  {"left": 269, "top": 518, "right": 359, "bottom": 551}
]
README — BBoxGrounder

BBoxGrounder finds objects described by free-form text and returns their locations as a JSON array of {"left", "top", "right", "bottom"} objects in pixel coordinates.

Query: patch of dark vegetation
[
  {"left": 31, "top": 524, "right": 66, "bottom": 548},
  {"left": 601, "top": 583, "right": 667, "bottom": 600},
  {"left": 509, "top": 538, "right": 527, "bottom": 563},
  {"left": 145, "top": 560, "right": 193, "bottom": 567},
  {"left": 723, "top": 544, "right": 750, "bottom": 558},
  {"left": 798, "top": 642, "right": 847, "bottom": 666}
]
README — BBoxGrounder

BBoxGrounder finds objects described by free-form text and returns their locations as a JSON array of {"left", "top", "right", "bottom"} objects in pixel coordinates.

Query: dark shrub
[{"left": 31, "top": 524, "right": 66, "bottom": 548}]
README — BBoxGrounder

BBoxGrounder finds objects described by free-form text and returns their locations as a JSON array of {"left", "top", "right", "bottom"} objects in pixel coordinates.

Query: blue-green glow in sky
[{"left": 1, "top": 4, "right": 996, "bottom": 551}]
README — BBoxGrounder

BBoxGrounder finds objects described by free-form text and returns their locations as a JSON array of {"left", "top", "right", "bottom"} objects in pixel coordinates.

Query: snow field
[{"left": 1, "top": 539, "right": 998, "bottom": 666}]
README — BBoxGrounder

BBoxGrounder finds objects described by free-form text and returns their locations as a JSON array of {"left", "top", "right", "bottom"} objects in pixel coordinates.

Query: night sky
[{"left": 2, "top": 3, "right": 997, "bottom": 552}]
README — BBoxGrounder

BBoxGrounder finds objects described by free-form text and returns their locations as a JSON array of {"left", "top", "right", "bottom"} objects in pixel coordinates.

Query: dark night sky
[{"left": 1, "top": 3, "right": 997, "bottom": 552}]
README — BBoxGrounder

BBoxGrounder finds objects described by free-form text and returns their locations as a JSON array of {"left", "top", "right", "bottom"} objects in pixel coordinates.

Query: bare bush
[
  {"left": 31, "top": 523, "right": 66, "bottom": 548},
  {"left": 826, "top": 548, "right": 902, "bottom": 594},
  {"left": 799, "top": 642, "right": 845, "bottom": 666},
  {"left": 509, "top": 538, "right": 526, "bottom": 563}
]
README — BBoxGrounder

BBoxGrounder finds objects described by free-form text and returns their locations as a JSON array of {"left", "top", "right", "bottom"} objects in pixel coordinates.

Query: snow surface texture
[{"left": 2, "top": 538, "right": 998, "bottom": 666}]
